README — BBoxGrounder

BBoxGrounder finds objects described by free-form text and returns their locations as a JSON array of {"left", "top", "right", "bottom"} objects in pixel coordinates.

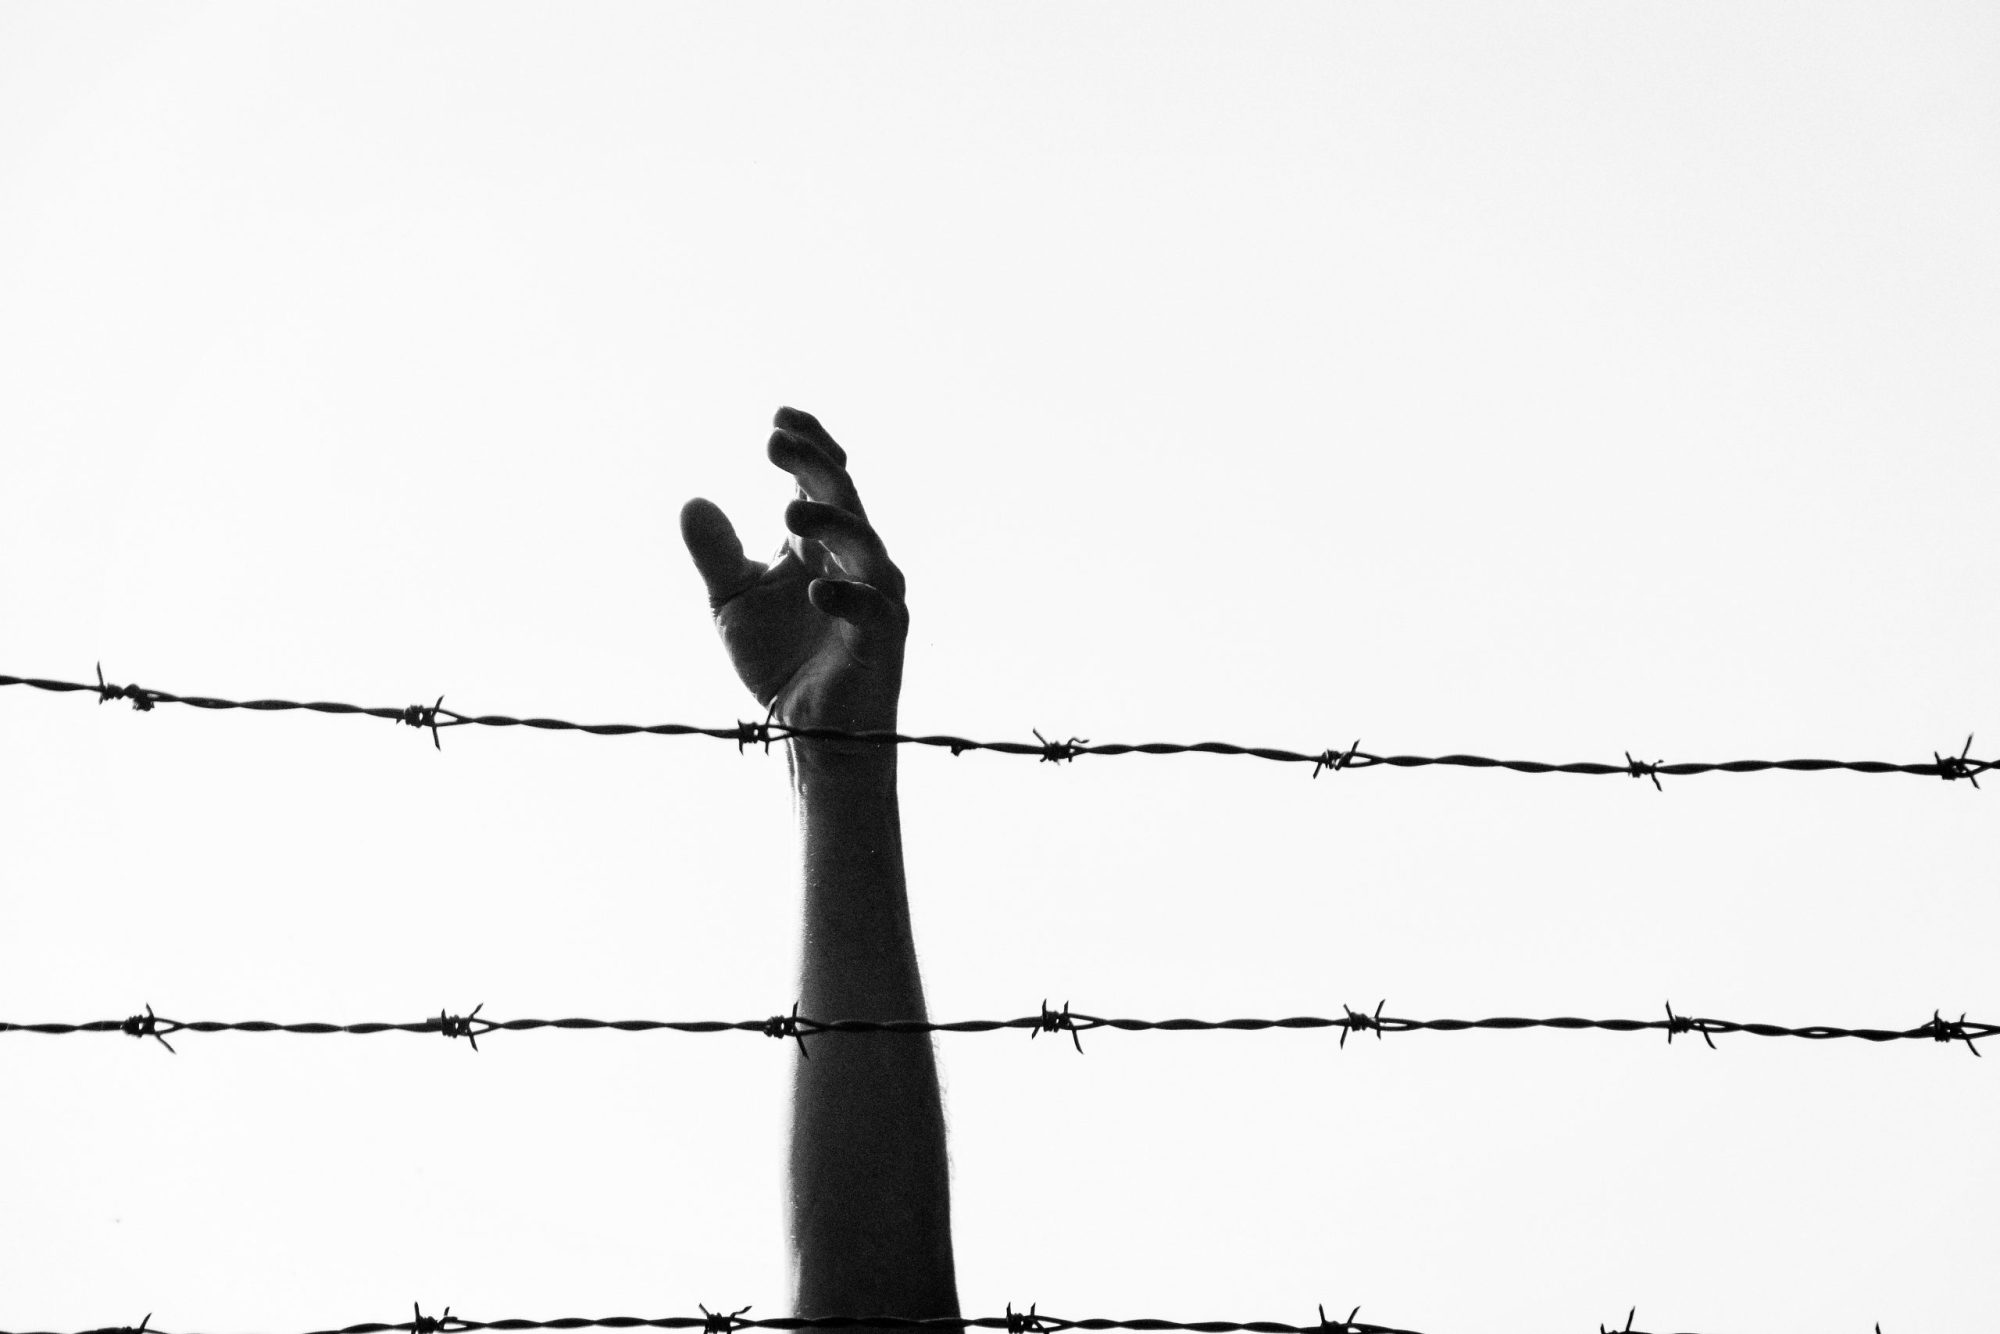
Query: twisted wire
[
  {"left": 3, "top": 670, "right": 1989, "bottom": 785},
  {"left": 1, "top": 1304, "right": 1731, "bottom": 1334},
  {"left": 4, "top": 1001, "right": 1985, "bottom": 1056}
]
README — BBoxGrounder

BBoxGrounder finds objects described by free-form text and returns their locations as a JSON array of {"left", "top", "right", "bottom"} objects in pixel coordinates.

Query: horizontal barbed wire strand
[
  {"left": 0, "top": 1304, "right": 1733, "bottom": 1334},
  {"left": 2, "top": 669, "right": 1989, "bottom": 785},
  {"left": 4, "top": 1001, "right": 1985, "bottom": 1055}
]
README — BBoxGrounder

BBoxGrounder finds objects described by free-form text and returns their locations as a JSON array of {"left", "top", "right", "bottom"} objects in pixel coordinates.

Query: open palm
[{"left": 680, "top": 407, "right": 908, "bottom": 738}]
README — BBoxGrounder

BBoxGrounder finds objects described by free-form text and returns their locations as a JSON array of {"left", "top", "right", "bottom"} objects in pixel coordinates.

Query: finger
[
  {"left": 808, "top": 577, "right": 904, "bottom": 635},
  {"left": 787, "top": 499, "right": 903, "bottom": 599},
  {"left": 768, "top": 429, "right": 865, "bottom": 516},
  {"left": 679, "top": 497, "right": 765, "bottom": 608},
  {"left": 774, "top": 406, "right": 847, "bottom": 467}
]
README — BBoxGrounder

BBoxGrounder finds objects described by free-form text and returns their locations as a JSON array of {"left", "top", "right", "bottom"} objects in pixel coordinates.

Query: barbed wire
[
  {"left": 4, "top": 670, "right": 1942, "bottom": 1334},
  {"left": 0, "top": 1302, "right": 1779, "bottom": 1334},
  {"left": 3, "top": 1000, "right": 1985, "bottom": 1057},
  {"left": 1, "top": 668, "right": 1987, "bottom": 785}
]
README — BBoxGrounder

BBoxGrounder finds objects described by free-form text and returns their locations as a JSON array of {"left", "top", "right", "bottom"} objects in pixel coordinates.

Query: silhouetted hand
[{"left": 680, "top": 407, "right": 907, "bottom": 738}]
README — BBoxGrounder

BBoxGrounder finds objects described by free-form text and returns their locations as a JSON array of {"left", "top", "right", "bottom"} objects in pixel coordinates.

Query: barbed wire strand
[
  {"left": 0, "top": 1302, "right": 1767, "bottom": 1334},
  {"left": 2, "top": 670, "right": 1988, "bottom": 785},
  {"left": 3, "top": 1001, "right": 1985, "bottom": 1056}
]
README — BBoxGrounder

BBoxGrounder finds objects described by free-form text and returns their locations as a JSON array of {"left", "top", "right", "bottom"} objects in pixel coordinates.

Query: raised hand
[
  {"left": 680, "top": 407, "right": 908, "bottom": 738},
  {"left": 685, "top": 409, "right": 957, "bottom": 1319}
]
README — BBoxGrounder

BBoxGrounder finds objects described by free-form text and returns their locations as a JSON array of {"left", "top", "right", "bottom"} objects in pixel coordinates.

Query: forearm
[{"left": 787, "top": 743, "right": 959, "bottom": 1320}]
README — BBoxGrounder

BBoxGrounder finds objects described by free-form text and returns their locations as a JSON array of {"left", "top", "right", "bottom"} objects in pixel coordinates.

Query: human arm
[{"left": 679, "top": 407, "right": 958, "bottom": 1320}]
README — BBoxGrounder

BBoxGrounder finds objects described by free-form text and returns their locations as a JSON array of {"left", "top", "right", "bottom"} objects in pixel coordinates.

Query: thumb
[{"left": 680, "top": 497, "right": 761, "bottom": 608}]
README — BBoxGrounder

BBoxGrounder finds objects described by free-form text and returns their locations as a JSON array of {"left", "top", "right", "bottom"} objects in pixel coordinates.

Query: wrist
[{"left": 787, "top": 733, "right": 900, "bottom": 793}]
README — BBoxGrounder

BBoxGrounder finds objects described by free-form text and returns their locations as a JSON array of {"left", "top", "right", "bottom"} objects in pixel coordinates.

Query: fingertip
[
  {"left": 768, "top": 431, "right": 863, "bottom": 517},
  {"left": 807, "top": 576, "right": 896, "bottom": 628},
  {"left": 679, "top": 496, "right": 733, "bottom": 547},
  {"left": 783, "top": 497, "right": 830, "bottom": 535},
  {"left": 805, "top": 576, "right": 844, "bottom": 616},
  {"left": 767, "top": 428, "right": 820, "bottom": 477},
  {"left": 680, "top": 498, "right": 758, "bottom": 608},
  {"left": 775, "top": 405, "right": 847, "bottom": 466}
]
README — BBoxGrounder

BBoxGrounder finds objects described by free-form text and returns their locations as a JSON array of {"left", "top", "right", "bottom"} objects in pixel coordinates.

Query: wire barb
[
  {"left": 1032, "top": 729, "right": 1088, "bottom": 764},
  {"left": 1006, "top": 1303, "right": 1048, "bottom": 1334},
  {"left": 1624, "top": 751, "right": 1663, "bottom": 791},
  {"left": 93, "top": 662, "right": 154, "bottom": 712},
  {"left": 1663, "top": 1000, "right": 1715, "bottom": 1050},
  {"left": 399, "top": 695, "right": 447, "bottom": 750},
  {"left": 735, "top": 716, "right": 777, "bottom": 754},
  {"left": 1315, "top": 1305, "right": 1363, "bottom": 1334},
  {"left": 121, "top": 1003, "right": 175, "bottom": 1054},
  {"left": 1339, "top": 999, "right": 1385, "bottom": 1049},
  {"left": 435, "top": 1003, "right": 485, "bottom": 1052},
  {"left": 1935, "top": 734, "right": 1981, "bottom": 788},
  {"left": 1033, "top": 998, "right": 1084, "bottom": 1053},
  {"left": 1923, "top": 1008, "right": 1981, "bottom": 1057},
  {"left": 1312, "top": 740, "right": 1361, "bottom": 779},
  {"left": 410, "top": 1302, "right": 459, "bottom": 1334},
  {"left": 699, "top": 1305, "right": 751, "bottom": 1334},
  {"left": 1600, "top": 1307, "right": 1637, "bottom": 1334},
  {"left": 764, "top": 1001, "right": 810, "bottom": 1059}
]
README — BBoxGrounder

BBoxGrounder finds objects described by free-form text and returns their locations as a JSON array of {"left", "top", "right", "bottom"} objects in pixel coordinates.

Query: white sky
[{"left": 2, "top": 5, "right": 1996, "bottom": 1333}]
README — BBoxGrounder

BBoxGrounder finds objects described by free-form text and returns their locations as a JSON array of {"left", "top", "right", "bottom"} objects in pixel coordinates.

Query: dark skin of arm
[{"left": 680, "top": 407, "right": 958, "bottom": 1323}]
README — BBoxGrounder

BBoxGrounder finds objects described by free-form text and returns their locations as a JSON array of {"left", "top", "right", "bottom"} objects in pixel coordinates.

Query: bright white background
[{"left": 2, "top": 6, "right": 1996, "bottom": 1333}]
